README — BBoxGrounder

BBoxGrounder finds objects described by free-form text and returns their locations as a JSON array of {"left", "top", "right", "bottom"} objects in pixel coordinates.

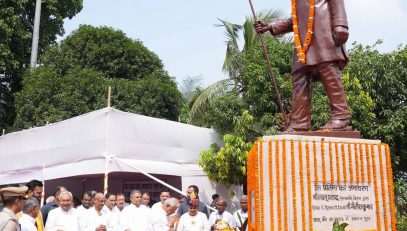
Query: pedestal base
[
  {"left": 278, "top": 130, "right": 361, "bottom": 139},
  {"left": 247, "top": 135, "right": 397, "bottom": 231}
]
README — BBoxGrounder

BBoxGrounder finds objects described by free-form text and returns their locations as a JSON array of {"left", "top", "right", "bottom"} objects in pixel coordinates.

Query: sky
[{"left": 61, "top": 0, "right": 407, "bottom": 87}]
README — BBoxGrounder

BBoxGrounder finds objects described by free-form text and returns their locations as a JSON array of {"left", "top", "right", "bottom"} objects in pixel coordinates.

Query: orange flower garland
[
  {"left": 291, "top": 0, "right": 316, "bottom": 63},
  {"left": 366, "top": 143, "right": 372, "bottom": 184},
  {"left": 306, "top": 142, "right": 313, "bottom": 231},
  {"left": 371, "top": 144, "right": 382, "bottom": 231},
  {"left": 313, "top": 141, "right": 318, "bottom": 182},
  {"left": 268, "top": 141, "right": 275, "bottom": 231},
  {"left": 290, "top": 140, "right": 298, "bottom": 231},
  {"left": 282, "top": 139, "right": 289, "bottom": 231},
  {"left": 384, "top": 144, "right": 397, "bottom": 230},
  {"left": 335, "top": 142, "right": 341, "bottom": 182},
  {"left": 259, "top": 141, "right": 264, "bottom": 231},
  {"left": 354, "top": 143, "right": 360, "bottom": 183},
  {"left": 246, "top": 143, "right": 255, "bottom": 231},
  {"left": 359, "top": 143, "right": 365, "bottom": 182},
  {"left": 348, "top": 143, "right": 354, "bottom": 183},
  {"left": 378, "top": 145, "right": 389, "bottom": 231},
  {"left": 276, "top": 140, "right": 282, "bottom": 231},
  {"left": 341, "top": 142, "right": 347, "bottom": 182},
  {"left": 329, "top": 141, "right": 334, "bottom": 183},
  {"left": 299, "top": 141, "right": 306, "bottom": 231},
  {"left": 321, "top": 141, "right": 327, "bottom": 183}
]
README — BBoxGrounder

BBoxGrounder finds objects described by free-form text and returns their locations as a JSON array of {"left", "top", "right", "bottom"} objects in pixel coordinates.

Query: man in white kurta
[
  {"left": 177, "top": 198, "right": 209, "bottom": 231},
  {"left": 19, "top": 198, "right": 40, "bottom": 231},
  {"left": 120, "top": 190, "right": 152, "bottom": 231},
  {"left": 151, "top": 198, "right": 179, "bottom": 231},
  {"left": 151, "top": 189, "right": 171, "bottom": 211},
  {"left": 82, "top": 193, "right": 109, "bottom": 231},
  {"left": 208, "top": 198, "right": 236, "bottom": 230},
  {"left": 45, "top": 191, "right": 79, "bottom": 231},
  {"left": 77, "top": 192, "right": 93, "bottom": 231},
  {"left": 100, "top": 193, "right": 120, "bottom": 231}
]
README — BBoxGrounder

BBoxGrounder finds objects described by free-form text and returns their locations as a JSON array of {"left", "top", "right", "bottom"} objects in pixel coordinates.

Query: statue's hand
[
  {"left": 254, "top": 20, "right": 271, "bottom": 34},
  {"left": 333, "top": 26, "right": 349, "bottom": 46}
]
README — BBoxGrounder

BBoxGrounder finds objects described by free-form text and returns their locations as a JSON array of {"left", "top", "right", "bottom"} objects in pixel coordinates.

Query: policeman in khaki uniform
[{"left": 0, "top": 186, "right": 29, "bottom": 231}]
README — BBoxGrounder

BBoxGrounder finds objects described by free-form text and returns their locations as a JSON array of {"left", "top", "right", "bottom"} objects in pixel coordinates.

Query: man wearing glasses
[{"left": 0, "top": 186, "right": 29, "bottom": 231}]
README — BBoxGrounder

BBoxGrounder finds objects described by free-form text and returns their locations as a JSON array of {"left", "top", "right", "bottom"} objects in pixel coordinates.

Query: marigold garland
[
  {"left": 290, "top": 140, "right": 298, "bottom": 231},
  {"left": 246, "top": 142, "right": 257, "bottom": 231},
  {"left": 341, "top": 142, "right": 347, "bottom": 182},
  {"left": 268, "top": 141, "right": 275, "bottom": 231},
  {"left": 282, "top": 139, "right": 288, "bottom": 231},
  {"left": 321, "top": 141, "right": 327, "bottom": 183},
  {"left": 313, "top": 141, "right": 318, "bottom": 183},
  {"left": 371, "top": 144, "right": 382, "bottom": 231},
  {"left": 354, "top": 143, "right": 360, "bottom": 183},
  {"left": 259, "top": 141, "right": 264, "bottom": 231},
  {"left": 378, "top": 145, "right": 389, "bottom": 231},
  {"left": 384, "top": 144, "right": 397, "bottom": 230},
  {"left": 299, "top": 141, "right": 306, "bottom": 231},
  {"left": 366, "top": 143, "right": 372, "bottom": 184},
  {"left": 335, "top": 142, "right": 341, "bottom": 182},
  {"left": 306, "top": 142, "right": 313, "bottom": 231},
  {"left": 348, "top": 143, "right": 354, "bottom": 183},
  {"left": 291, "top": 0, "right": 316, "bottom": 63},
  {"left": 359, "top": 143, "right": 366, "bottom": 182},
  {"left": 329, "top": 141, "right": 334, "bottom": 183},
  {"left": 276, "top": 139, "right": 282, "bottom": 231}
]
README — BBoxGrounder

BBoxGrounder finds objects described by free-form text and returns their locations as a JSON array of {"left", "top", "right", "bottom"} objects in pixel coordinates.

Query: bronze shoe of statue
[
  {"left": 280, "top": 126, "right": 310, "bottom": 134},
  {"left": 319, "top": 119, "right": 352, "bottom": 131}
]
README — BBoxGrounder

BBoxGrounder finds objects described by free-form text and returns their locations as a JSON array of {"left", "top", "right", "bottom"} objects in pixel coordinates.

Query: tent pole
[
  {"left": 104, "top": 157, "right": 109, "bottom": 195},
  {"left": 114, "top": 157, "right": 216, "bottom": 211}
]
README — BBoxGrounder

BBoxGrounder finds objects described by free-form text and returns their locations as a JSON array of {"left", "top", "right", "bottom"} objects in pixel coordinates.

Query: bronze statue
[{"left": 254, "top": 0, "right": 352, "bottom": 132}]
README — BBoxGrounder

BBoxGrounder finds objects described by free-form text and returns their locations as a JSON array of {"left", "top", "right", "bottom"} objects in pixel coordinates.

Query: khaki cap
[{"left": 0, "top": 186, "right": 28, "bottom": 197}]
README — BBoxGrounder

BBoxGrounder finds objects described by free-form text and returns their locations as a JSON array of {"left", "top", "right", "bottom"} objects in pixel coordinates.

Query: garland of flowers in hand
[{"left": 291, "top": 0, "right": 316, "bottom": 63}]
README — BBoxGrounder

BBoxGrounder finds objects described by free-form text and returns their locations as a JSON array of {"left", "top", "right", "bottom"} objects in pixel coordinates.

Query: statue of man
[{"left": 254, "top": 0, "right": 352, "bottom": 132}]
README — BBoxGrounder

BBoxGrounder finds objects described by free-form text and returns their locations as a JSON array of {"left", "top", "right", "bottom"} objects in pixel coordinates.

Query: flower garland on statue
[{"left": 291, "top": 0, "right": 316, "bottom": 63}]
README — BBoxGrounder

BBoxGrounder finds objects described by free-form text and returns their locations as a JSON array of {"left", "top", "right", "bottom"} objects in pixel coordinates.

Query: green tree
[
  {"left": 344, "top": 41, "right": 407, "bottom": 172},
  {"left": 13, "top": 26, "right": 182, "bottom": 130},
  {"left": 13, "top": 67, "right": 182, "bottom": 130},
  {"left": 199, "top": 111, "right": 255, "bottom": 188},
  {"left": 0, "top": 0, "right": 83, "bottom": 130},
  {"left": 41, "top": 25, "right": 164, "bottom": 80}
]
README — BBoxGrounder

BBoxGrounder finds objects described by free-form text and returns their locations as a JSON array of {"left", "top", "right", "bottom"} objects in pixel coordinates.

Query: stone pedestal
[{"left": 247, "top": 135, "right": 397, "bottom": 231}]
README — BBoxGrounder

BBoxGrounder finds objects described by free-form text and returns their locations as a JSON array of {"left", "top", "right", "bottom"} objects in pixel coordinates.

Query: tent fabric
[{"left": 0, "top": 107, "right": 220, "bottom": 184}]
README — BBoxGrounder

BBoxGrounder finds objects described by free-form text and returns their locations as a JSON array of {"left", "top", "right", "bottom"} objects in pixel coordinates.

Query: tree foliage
[
  {"left": 0, "top": 0, "right": 83, "bottom": 130},
  {"left": 13, "top": 67, "right": 181, "bottom": 130},
  {"left": 199, "top": 111, "right": 254, "bottom": 187},
  {"left": 41, "top": 25, "right": 164, "bottom": 80},
  {"left": 13, "top": 26, "right": 182, "bottom": 130}
]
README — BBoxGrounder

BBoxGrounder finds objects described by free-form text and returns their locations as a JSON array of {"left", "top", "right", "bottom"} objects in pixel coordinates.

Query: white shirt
[
  {"left": 151, "top": 201, "right": 163, "bottom": 211},
  {"left": 45, "top": 207, "right": 79, "bottom": 231},
  {"left": 100, "top": 206, "right": 120, "bottom": 231},
  {"left": 177, "top": 212, "right": 210, "bottom": 231},
  {"left": 233, "top": 209, "right": 248, "bottom": 228},
  {"left": 19, "top": 214, "right": 37, "bottom": 231},
  {"left": 208, "top": 211, "right": 236, "bottom": 228},
  {"left": 82, "top": 207, "right": 108, "bottom": 231},
  {"left": 120, "top": 204, "right": 152, "bottom": 231},
  {"left": 151, "top": 205, "right": 173, "bottom": 231},
  {"left": 76, "top": 205, "right": 89, "bottom": 231}
]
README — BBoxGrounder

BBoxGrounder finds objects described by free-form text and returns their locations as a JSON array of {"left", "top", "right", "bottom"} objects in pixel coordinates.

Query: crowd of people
[{"left": 0, "top": 180, "right": 248, "bottom": 231}]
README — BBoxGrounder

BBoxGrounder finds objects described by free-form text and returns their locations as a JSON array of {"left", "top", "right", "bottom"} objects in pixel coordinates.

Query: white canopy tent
[{"left": 0, "top": 107, "right": 243, "bottom": 205}]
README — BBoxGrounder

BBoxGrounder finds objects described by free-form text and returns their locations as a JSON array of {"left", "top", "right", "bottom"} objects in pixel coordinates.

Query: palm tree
[{"left": 189, "top": 9, "right": 283, "bottom": 124}]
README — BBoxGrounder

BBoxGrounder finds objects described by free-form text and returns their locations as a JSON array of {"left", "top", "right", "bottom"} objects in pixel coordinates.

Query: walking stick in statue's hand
[{"left": 248, "top": 0, "right": 288, "bottom": 123}]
